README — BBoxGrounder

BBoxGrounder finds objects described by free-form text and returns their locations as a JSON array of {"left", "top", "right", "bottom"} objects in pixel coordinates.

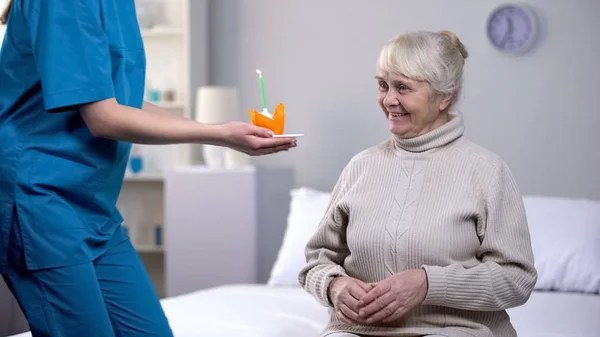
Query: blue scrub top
[{"left": 0, "top": 0, "right": 146, "bottom": 273}]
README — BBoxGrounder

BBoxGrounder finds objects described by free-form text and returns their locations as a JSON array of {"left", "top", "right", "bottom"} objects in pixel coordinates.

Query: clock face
[{"left": 487, "top": 5, "right": 536, "bottom": 53}]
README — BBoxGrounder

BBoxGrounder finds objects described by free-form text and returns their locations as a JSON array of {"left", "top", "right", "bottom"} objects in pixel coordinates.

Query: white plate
[{"left": 272, "top": 134, "right": 304, "bottom": 138}]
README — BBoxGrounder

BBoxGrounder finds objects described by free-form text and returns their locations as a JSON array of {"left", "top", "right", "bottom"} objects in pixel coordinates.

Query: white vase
[
  {"left": 195, "top": 86, "right": 239, "bottom": 124},
  {"left": 194, "top": 86, "right": 240, "bottom": 168},
  {"left": 203, "top": 145, "right": 225, "bottom": 168}
]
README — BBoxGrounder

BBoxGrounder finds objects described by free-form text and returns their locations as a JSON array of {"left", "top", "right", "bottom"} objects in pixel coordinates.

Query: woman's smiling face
[{"left": 376, "top": 68, "right": 451, "bottom": 139}]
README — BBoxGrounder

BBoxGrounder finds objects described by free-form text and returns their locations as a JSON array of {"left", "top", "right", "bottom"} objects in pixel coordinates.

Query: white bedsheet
[
  {"left": 11, "top": 285, "right": 600, "bottom": 337},
  {"left": 161, "top": 285, "right": 328, "bottom": 337},
  {"left": 507, "top": 290, "right": 600, "bottom": 337}
]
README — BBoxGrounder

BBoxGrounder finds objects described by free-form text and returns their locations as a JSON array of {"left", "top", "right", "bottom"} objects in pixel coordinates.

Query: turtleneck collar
[{"left": 392, "top": 113, "right": 464, "bottom": 153}]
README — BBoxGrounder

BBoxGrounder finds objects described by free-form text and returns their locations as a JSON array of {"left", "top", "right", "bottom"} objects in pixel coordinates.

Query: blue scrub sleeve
[{"left": 24, "top": 0, "right": 115, "bottom": 112}]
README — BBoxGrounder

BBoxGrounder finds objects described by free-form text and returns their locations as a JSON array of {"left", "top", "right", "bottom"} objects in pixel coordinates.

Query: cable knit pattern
[
  {"left": 384, "top": 159, "right": 427, "bottom": 276},
  {"left": 298, "top": 114, "right": 537, "bottom": 337}
]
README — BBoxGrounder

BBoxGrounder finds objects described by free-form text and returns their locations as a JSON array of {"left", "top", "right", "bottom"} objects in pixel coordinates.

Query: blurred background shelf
[
  {"left": 124, "top": 172, "right": 164, "bottom": 182},
  {"left": 141, "top": 27, "right": 184, "bottom": 38},
  {"left": 117, "top": 0, "right": 198, "bottom": 300},
  {"left": 152, "top": 100, "right": 186, "bottom": 109},
  {"left": 135, "top": 244, "right": 165, "bottom": 254}
]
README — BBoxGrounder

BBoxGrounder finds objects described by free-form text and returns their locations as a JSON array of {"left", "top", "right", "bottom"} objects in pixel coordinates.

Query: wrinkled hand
[
  {"left": 218, "top": 121, "right": 296, "bottom": 156},
  {"left": 328, "top": 276, "right": 374, "bottom": 325},
  {"left": 357, "top": 269, "right": 428, "bottom": 324}
]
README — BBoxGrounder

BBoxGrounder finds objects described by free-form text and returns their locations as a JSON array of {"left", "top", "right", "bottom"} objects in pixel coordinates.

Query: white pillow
[
  {"left": 523, "top": 195, "right": 600, "bottom": 294},
  {"left": 268, "top": 190, "right": 600, "bottom": 294},
  {"left": 268, "top": 187, "right": 332, "bottom": 286}
]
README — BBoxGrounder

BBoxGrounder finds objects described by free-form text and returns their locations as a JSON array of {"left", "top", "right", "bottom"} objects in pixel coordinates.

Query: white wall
[{"left": 204, "top": 0, "right": 600, "bottom": 199}]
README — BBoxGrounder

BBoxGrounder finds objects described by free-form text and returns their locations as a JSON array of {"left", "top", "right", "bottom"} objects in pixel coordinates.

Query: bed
[
  {"left": 151, "top": 285, "right": 600, "bottom": 337},
  {"left": 11, "top": 189, "right": 600, "bottom": 337},
  {"left": 10, "top": 284, "right": 600, "bottom": 337}
]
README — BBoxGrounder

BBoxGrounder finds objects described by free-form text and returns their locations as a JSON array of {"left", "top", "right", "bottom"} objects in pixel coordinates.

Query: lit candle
[{"left": 256, "top": 69, "right": 268, "bottom": 112}]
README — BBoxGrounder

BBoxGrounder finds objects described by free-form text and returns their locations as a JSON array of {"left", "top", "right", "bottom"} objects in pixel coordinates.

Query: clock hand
[
  {"left": 499, "top": 23, "right": 510, "bottom": 47},
  {"left": 504, "top": 17, "right": 514, "bottom": 47},
  {"left": 499, "top": 17, "right": 514, "bottom": 48}
]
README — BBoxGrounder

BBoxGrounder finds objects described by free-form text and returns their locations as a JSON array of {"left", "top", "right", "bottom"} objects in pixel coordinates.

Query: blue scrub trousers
[{"left": 2, "top": 214, "right": 174, "bottom": 337}]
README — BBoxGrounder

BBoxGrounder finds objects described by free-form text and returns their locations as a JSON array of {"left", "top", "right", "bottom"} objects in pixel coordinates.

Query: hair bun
[{"left": 439, "top": 30, "right": 468, "bottom": 60}]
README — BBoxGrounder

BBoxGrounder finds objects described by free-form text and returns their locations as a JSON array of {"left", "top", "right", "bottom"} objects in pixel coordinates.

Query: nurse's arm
[
  {"left": 79, "top": 98, "right": 296, "bottom": 153},
  {"left": 80, "top": 98, "right": 220, "bottom": 144},
  {"left": 141, "top": 101, "right": 186, "bottom": 119}
]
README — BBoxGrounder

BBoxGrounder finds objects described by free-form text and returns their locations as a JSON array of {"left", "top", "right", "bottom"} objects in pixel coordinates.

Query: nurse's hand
[
  {"left": 216, "top": 121, "right": 297, "bottom": 156},
  {"left": 80, "top": 98, "right": 296, "bottom": 152}
]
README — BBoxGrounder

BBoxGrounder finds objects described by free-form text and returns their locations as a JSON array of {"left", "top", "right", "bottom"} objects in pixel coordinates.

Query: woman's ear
[{"left": 438, "top": 94, "right": 452, "bottom": 112}]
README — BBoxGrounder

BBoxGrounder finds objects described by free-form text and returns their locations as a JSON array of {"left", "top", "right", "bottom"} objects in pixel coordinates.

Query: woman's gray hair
[{"left": 377, "top": 30, "right": 468, "bottom": 106}]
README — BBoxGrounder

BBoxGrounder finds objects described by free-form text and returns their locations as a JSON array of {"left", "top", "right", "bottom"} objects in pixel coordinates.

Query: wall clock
[{"left": 486, "top": 3, "right": 538, "bottom": 55}]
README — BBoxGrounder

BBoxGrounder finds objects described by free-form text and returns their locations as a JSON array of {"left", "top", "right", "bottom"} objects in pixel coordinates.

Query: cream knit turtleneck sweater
[{"left": 298, "top": 114, "right": 537, "bottom": 337}]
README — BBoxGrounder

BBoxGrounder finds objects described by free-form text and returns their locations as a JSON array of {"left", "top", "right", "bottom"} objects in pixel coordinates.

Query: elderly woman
[{"left": 298, "top": 30, "right": 537, "bottom": 337}]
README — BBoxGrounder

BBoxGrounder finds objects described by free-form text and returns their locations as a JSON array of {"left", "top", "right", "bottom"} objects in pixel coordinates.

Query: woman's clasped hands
[{"left": 328, "top": 269, "right": 429, "bottom": 325}]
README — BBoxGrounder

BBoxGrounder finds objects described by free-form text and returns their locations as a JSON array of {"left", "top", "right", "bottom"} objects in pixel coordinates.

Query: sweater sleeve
[
  {"left": 298, "top": 164, "right": 352, "bottom": 307},
  {"left": 421, "top": 160, "right": 537, "bottom": 311}
]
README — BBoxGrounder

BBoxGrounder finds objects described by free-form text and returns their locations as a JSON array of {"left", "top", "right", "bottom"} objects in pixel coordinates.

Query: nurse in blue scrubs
[{"left": 0, "top": 1, "right": 296, "bottom": 336}]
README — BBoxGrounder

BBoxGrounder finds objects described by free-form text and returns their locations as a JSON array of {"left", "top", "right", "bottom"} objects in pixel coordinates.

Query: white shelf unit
[
  {"left": 118, "top": 174, "right": 167, "bottom": 296},
  {"left": 135, "top": 244, "right": 165, "bottom": 254},
  {"left": 153, "top": 100, "right": 186, "bottom": 109},
  {"left": 138, "top": 0, "right": 193, "bottom": 172},
  {"left": 141, "top": 27, "right": 184, "bottom": 38},
  {"left": 124, "top": 172, "right": 164, "bottom": 182},
  {"left": 116, "top": 0, "right": 205, "bottom": 299}
]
